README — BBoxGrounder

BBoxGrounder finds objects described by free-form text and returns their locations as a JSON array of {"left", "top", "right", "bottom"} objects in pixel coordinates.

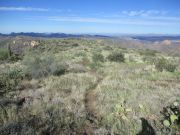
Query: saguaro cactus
[{"left": 8, "top": 43, "right": 12, "bottom": 58}]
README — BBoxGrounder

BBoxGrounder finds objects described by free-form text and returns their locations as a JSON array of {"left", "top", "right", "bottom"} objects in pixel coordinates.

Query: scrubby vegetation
[
  {"left": 92, "top": 52, "right": 104, "bottom": 63},
  {"left": 160, "top": 101, "right": 180, "bottom": 134},
  {"left": 108, "top": 51, "right": 125, "bottom": 63},
  {"left": 0, "top": 68, "right": 24, "bottom": 95},
  {"left": 0, "top": 48, "right": 9, "bottom": 61},
  {"left": 23, "top": 52, "right": 68, "bottom": 78},
  {"left": 139, "top": 49, "right": 158, "bottom": 57},
  {"left": 0, "top": 37, "right": 179, "bottom": 135},
  {"left": 155, "top": 58, "right": 177, "bottom": 72}
]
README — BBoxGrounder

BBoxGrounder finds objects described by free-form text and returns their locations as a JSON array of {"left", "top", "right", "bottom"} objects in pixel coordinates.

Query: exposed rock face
[
  {"left": 161, "top": 40, "right": 172, "bottom": 45},
  {"left": 9, "top": 37, "right": 40, "bottom": 55},
  {"left": 30, "top": 41, "right": 39, "bottom": 47}
]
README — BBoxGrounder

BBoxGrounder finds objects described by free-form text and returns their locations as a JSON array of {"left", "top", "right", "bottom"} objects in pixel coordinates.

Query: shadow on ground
[{"left": 137, "top": 118, "right": 156, "bottom": 135}]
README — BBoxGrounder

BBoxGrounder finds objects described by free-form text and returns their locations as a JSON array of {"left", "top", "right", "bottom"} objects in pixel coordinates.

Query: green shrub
[
  {"left": 92, "top": 52, "right": 104, "bottom": 63},
  {"left": 89, "top": 52, "right": 104, "bottom": 70},
  {"left": 103, "top": 46, "right": 113, "bottom": 50},
  {"left": 0, "top": 106, "right": 86, "bottom": 135},
  {"left": 90, "top": 61, "right": 102, "bottom": 70},
  {"left": 0, "top": 48, "right": 9, "bottom": 61},
  {"left": 142, "top": 56, "right": 156, "bottom": 64},
  {"left": 155, "top": 58, "right": 176, "bottom": 72},
  {"left": 165, "top": 63, "right": 177, "bottom": 72},
  {"left": 108, "top": 52, "right": 125, "bottom": 63},
  {"left": 155, "top": 58, "right": 166, "bottom": 72},
  {"left": 0, "top": 47, "right": 21, "bottom": 62},
  {"left": 7, "top": 54, "right": 22, "bottom": 62},
  {"left": 74, "top": 51, "right": 87, "bottom": 57},
  {"left": 0, "top": 68, "right": 24, "bottom": 94},
  {"left": 50, "top": 62, "right": 68, "bottom": 76},
  {"left": 139, "top": 49, "right": 158, "bottom": 56},
  {"left": 23, "top": 52, "right": 68, "bottom": 78},
  {"left": 71, "top": 43, "right": 79, "bottom": 47}
]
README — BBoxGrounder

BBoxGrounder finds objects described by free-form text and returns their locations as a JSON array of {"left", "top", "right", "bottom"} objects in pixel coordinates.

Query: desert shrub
[
  {"left": 108, "top": 51, "right": 125, "bottom": 63},
  {"left": 89, "top": 52, "right": 104, "bottom": 70},
  {"left": 71, "top": 43, "right": 79, "bottom": 47},
  {"left": 50, "top": 62, "right": 68, "bottom": 76},
  {"left": 0, "top": 48, "right": 9, "bottom": 61},
  {"left": 155, "top": 58, "right": 177, "bottom": 72},
  {"left": 94, "top": 48, "right": 103, "bottom": 53},
  {"left": 74, "top": 51, "right": 87, "bottom": 57},
  {"left": 0, "top": 106, "right": 86, "bottom": 135},
  {"left": 165, "top": 63, "right": 177, "bottom": 72},
  {"left": 155, "top": 58, "right": 166, "bottom": 72},
  {"left": 9, "top": 54, "right": 22, "bottom": 62},
  {"left": 0, "top": 68, "right": 24, "bottom": 95},
  {"left": 142, "top": 56, "right": 156, "bottom": 64},
  {"left": 90, "top": 61, "right": 102, "bottom": 70},
  {"left": 92, "top": 52, "right": 104, "bottom": 63},
  {"left": 0, "top": 46, "right": 22, "bottom": 62},
  {"left": 103, "top": 46, "right": 113, "bottom": 50},
  {"left": 68, "top": 64, "right": 87, "bottom": 73},
  {"left": 139, "top": 49, "right": 158, "bottom": 56},
  {"left": 23, "top": 52, "right": 68, "bottom": 78},
  {"left": 81, "top": 57, "right": 90, "bottom": 66}
]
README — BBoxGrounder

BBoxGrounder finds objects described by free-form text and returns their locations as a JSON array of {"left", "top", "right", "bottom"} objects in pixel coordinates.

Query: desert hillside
[{"left": 0, "top": 37, "right": 179, "bottom": 135}]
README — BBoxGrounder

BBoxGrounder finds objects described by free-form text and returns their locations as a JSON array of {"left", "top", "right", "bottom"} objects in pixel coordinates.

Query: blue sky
[{"left": 0, "top": 0, "right": 180, "bottom": 34}]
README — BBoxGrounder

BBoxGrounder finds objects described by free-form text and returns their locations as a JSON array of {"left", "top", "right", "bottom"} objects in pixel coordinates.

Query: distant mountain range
[
  {"left": 0, "top": 32, "right": 180, "bottom": 42},
  {"left": 0, "top": 32, "right": 110, "bottom": 38},
  {"left": 131, "top": 36, "right": 180, "bottom": 42}
]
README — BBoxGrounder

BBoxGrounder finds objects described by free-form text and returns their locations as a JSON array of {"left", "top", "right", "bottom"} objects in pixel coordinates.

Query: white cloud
[
  {"left": 0, "top": 7, "right": 49, "bottom": 11},
  {"left": 144, "top": 16, "right": 180, "bottom": 21},
  {"left": 47, "top": 16, "right": 180, "bottom": 26},
  {"left": 122, "top": 10, "right": 168, "bottom": 17},
  {"left": 0, "top": 6, "right": 72, "bottom": 13}
]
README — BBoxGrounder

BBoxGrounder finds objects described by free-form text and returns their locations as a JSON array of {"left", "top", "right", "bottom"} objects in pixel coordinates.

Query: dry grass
[{"left": 95, "top": 62, "right": 180, "bottom": 134}]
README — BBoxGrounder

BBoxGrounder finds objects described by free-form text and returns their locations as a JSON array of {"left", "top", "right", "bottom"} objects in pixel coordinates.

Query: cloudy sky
[{"left": 0, "top": 0, "right": 180, "bottom": 34}]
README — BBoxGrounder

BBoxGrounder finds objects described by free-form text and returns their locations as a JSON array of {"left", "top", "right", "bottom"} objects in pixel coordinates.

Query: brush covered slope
[{"left": 0, "top": 37, "right": 180, "bottom": 135}]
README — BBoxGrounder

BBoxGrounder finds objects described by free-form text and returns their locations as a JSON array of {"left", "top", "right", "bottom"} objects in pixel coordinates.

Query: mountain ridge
[{"left": 1, "top": 32, "right": 180, "bottom": 42}]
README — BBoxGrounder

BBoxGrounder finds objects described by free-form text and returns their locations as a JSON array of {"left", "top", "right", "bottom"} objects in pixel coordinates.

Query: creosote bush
[{"left": 108, "top": 51, "right": 125, "bottom": 63}]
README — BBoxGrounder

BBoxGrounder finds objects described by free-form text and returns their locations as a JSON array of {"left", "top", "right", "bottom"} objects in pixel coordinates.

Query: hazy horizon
[{"left": 1, "top": 32, "right": 180, "bottom": 36}]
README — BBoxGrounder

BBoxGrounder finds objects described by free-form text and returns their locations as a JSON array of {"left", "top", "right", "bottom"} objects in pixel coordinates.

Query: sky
[{"left": 0, "top": 0, "right": 180, "bottom": 34}]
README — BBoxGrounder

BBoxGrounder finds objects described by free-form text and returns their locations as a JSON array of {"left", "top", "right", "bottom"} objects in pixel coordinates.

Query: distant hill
[
  {"left": 0, "top": 32, "right": 110, "bottom": 38},
  {"left": 131, "top": 35, "right": 180, "bottom": 42},
  {"left": 0, "top": 32, "right": 179, "bottom": 56}
]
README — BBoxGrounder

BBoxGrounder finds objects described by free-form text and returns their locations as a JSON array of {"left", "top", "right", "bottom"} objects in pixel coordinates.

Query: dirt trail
[{"left": 83, "top": 73, "right": 104, "bottom": 135}]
